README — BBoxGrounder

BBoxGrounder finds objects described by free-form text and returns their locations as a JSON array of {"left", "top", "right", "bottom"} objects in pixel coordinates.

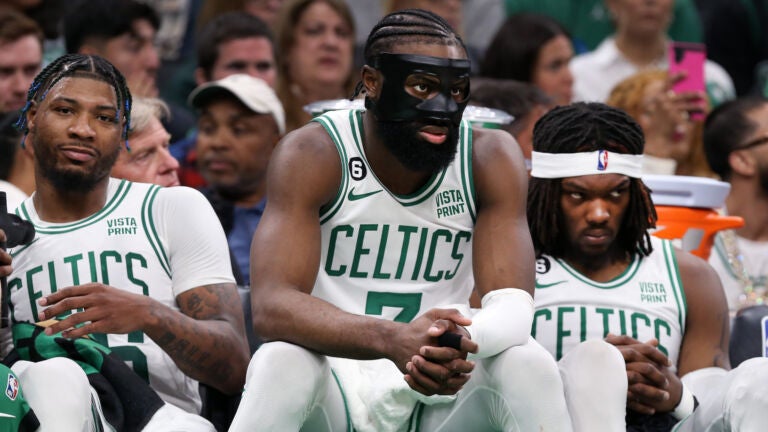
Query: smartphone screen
[{"left": 668, "top": 41, "right": 706, "bottom": 120}]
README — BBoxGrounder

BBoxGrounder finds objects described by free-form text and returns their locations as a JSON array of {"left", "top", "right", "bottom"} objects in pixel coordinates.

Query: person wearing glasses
[{"left": 704, "top": 97, "right": 768, "bottom": 313}]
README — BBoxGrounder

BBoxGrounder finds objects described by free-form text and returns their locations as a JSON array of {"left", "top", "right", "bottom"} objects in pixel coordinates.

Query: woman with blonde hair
[
  {"left": 607, "top": 69, "right": 715, "bottom": 178},
  {"left": 274, "top": 0, "right": 355, "bottom": 132}
]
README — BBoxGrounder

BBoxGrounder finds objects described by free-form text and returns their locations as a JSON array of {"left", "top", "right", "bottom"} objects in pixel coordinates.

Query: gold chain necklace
[{"left": 721, "top": 228, "right": 767, "bottom": 308}]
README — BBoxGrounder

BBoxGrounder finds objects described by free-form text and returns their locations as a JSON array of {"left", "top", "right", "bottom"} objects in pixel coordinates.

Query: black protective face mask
[{"left": 364, "top": 53, "right": 471, "bottom": 127}]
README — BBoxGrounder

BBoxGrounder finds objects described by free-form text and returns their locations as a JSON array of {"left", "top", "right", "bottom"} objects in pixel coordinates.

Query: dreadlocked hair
[
  {"left": 527, "top": 102, "right": 657, "bottom": 258},
  {"left": 352, "top": 8, "right": 467, "bottom": 99},
  {"left": 14, "top": 53, "right": 132, "bottom": 145}
]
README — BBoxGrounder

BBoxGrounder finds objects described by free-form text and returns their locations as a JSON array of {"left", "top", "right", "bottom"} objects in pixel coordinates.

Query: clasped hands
[
  {"left": 605, "top": 333, "right": 683, "bottom": 415},
  {"left": 395, "top": 308, "right": 478, "bottom": 396}
]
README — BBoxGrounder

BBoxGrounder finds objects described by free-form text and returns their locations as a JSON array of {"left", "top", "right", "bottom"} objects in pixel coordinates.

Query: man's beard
[
  {"left": 34, "top": 140, "right": 119, "bottom": 194},
  {"left": 376, "top": 120, "right": 460, "bottom": 172}
]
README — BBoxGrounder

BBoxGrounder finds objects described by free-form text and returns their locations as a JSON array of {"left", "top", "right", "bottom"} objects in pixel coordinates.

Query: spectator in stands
[
  {"left": 195, "top": 11, "right": 277, "bottom": 86},
  {"left": 480, "top": 13, "right": 573, "bottom": 106},
  {"left": 189, "top": 74, "right": 285, "bottom": 285},
  {"left": 703, "top": 97, "right": 768, "bottom": 313},
  {"left": 111, "top": 97, "right": 180, "bottom": 187},
  {"left": 470, "top": 77, "right": 553, "bottom": 169},
  {"left": 275, "top": 0, "right": 355, "bottom": 133},
  {"left": 63, "top": 0, "right": 195, "bottom": 143},
  {"left": 172, "top": 11, "right": 278, "bottom": 188},
  {"left": 504, "top": 0, "right": 703, "bottom": 54},
  {"left": 607, "top": 69, "right": 714, "bottom": 177},
  {"left": 0, "top": 9, "right": 42, "bottom": 114},
  {"left": 570, "top": 0, "right": 735, "bottom": 106}
]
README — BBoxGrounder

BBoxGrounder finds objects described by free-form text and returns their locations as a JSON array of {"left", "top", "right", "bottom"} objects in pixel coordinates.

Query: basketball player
[
  {"left": 229, "top": 8, "right": 574, "bottom": 432},
  {"left": 529, "top": 102, "right": 768, "bottom": 430},
  {"left": 5, "top": 54, "right": 249, "bottom": 430}
]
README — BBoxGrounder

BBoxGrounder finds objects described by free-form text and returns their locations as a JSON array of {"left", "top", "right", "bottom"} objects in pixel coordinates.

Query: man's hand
[
  {"left": 0, "top": 229, "right": 11, "bottom": 278},
  {"left": 37, "top": 283, "right": 157, "bottom": 338},
  {"left": 395, "top": 308, "right": 478, "bottom": 396},
  {"left": 605, "top": 333, "right": 682, "bottom": 415}
]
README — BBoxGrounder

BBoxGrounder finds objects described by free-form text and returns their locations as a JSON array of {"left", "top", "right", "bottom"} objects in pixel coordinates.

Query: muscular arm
[
  {"left": 471, "top": 128, "right": 535, "bottom": 298},
  {"left": 250, "top": 123, "right": 414, "bottom": 365},
  {"left": 676, "top": 249, "right": 731, "bottom": 375},
  {"left": 146, "top": 283, "right": 249, "bottom": 394}
]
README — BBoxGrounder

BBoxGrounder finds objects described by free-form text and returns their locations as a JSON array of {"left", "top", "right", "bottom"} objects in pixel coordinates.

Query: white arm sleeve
[
  {"left": 465, "top": 288, "right": 534, "bottom": 360},
  {"left": 153, "top": 186, "right": 235, "bottom": 296}
]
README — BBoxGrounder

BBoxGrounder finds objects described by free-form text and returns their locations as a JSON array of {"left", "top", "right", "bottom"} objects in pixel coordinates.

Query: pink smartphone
[{"left": 668, "top": 41, "right": 706, "bottom": 120}]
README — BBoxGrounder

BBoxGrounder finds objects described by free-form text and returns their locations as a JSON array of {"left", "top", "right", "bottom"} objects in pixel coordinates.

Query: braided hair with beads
[
  {"left": 352, "top": 8, "right": 467, "bottom": 98},
  {"left": 14, "top": 53, "right": 132, "bottom": 148},
  {"left": 527, "top": 102, "right": 657, "bottom": 259}
]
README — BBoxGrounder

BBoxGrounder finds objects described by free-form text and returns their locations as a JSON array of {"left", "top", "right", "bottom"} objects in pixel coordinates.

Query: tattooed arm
[{"left": 149, "top": 283, "right": 249, "bottom": 394}]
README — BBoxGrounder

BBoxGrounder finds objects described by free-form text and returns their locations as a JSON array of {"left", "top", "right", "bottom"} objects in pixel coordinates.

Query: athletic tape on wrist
[
  {"left": 531, "top": 150, "right": 643, "bottom": 178},
  {"left": 464, "top": 288, "right": 534, "bottom": 360},
  {"left": 671, "top": 384, "right": 698, "bottom": 420}
]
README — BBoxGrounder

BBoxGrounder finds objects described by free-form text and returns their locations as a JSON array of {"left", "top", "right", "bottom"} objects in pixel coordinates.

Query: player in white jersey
[
  {"left": 528, "top": 102, "right": 768, "bottom": 431},
  {"left": 3, "top": 53, "right": 249, "bottom": 431},
  {"left": 230, "top": 8, "right": 573, "bottom": 432}
]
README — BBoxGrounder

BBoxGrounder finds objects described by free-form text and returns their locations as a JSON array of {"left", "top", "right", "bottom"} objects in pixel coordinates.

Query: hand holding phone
[{"left": 668, "top": 41, "right": 707, "bottom": 121}]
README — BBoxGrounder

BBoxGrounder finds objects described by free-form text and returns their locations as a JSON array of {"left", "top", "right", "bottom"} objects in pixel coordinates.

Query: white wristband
[
  {"left": 671, "top": 384, "right": 698, "bottom": 420},
  {"left": 464, "top": 288, "right": 534, "bottom": 360}
]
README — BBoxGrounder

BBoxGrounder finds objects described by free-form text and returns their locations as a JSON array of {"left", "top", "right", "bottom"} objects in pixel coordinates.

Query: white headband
[{"left": 530, "top": 150, "right": 643, "bottom": 178}]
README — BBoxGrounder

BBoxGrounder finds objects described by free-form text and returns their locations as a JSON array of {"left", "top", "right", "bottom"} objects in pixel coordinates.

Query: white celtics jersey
[
  {"left": 532, "top": 237, "right": 687, "bottom": 366},
  {"left": 311, "top": 109, "right": 476, "bottom": 323},
  {"left": 7, "top": 178, "right": 235, "bottom": 414}
]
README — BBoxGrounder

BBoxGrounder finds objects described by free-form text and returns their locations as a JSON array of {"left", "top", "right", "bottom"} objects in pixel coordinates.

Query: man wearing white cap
[
  {"left": 528, "top": 102, "right": 768, "bottom": 431},
  {"left": 189, "top": 73, "right": 285, "bottom": 286}
]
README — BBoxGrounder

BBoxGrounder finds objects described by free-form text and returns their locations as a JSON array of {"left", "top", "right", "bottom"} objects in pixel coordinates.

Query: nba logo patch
[
  {"left": 597, "top": 150, "right": 609, "bottom": 171},
  {"left": 5, "top": 373, "right": 18, "bottom": 401},
  {"left": 762, "top": 316, "right": 768, "bottom": 358}
]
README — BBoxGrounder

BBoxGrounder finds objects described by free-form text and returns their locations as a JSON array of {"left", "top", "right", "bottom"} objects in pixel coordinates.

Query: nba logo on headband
[{"left": 597, "top": 150, "right": 609, "bottom": 171}]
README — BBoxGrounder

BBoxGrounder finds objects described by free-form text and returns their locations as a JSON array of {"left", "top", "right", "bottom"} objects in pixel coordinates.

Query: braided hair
[
  {"left": 352, "top": 8, "right": 467, "bottom": 98},
  {"left": 528, "top": 102, "right": 657, "bottom": 258},
  {"left": 14, "top": 53, "right": 132, "bottom": 145}
]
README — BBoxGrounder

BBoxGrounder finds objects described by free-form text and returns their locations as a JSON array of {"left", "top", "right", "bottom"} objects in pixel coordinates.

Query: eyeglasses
[{"left": 738, "top": 135, "right": 768, "bottom": 151}]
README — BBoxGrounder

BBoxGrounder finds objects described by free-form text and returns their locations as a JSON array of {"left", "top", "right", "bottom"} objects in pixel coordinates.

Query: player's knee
[
  {"left": 559, "top": 340, "right": 626, "bottom": 395},
  {"left": 727, "top": 358, "right": 768, "bottom": 405},
  {"left": 494, "top": 337, "right": 560, "bottom": 383},
  {"left": 245, "top": 341, "right": 326, "bottom": 386},
  {"left": 566, "top": 339, "right": 624, "bottom": 370}
]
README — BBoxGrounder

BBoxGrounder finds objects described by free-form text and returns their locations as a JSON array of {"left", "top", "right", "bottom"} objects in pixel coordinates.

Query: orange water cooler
[{"left": 643, "top": 175, "right": 743, "bottom": 259}]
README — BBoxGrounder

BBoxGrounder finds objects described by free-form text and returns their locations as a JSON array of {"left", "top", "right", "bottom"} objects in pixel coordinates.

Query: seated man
[
  {"left": 5, "top": 53, "right": 249, "bottom": 431},
  {"left": 528, "top": 102, "right": 768, "bottom": 431},
  {"left": 111, "top": 97, "right": 180, "bottom": 187},
  {"left": 230, "top": 9, "right": 573, "bottom": 432}
]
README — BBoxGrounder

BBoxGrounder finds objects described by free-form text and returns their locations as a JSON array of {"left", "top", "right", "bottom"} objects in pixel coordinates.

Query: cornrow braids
[
  {"left": 14, "top": 53, "right": 133, "bottom": 147},
  {"left": 352, "top": 8, "right": 467, "bottom": 99},
  {"left": 527, "top": 102, "right": 657, "bottom": 258}
]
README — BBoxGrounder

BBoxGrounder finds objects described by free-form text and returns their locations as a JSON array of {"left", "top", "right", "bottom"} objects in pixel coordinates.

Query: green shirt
[{"left": 504, "top": 0, "right": 702, "bottom": 53}]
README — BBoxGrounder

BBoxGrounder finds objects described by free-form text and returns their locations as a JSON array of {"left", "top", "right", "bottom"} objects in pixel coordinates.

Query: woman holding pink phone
[{"left": 570, "top": 0, "right": 734, "bottom": 108}]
